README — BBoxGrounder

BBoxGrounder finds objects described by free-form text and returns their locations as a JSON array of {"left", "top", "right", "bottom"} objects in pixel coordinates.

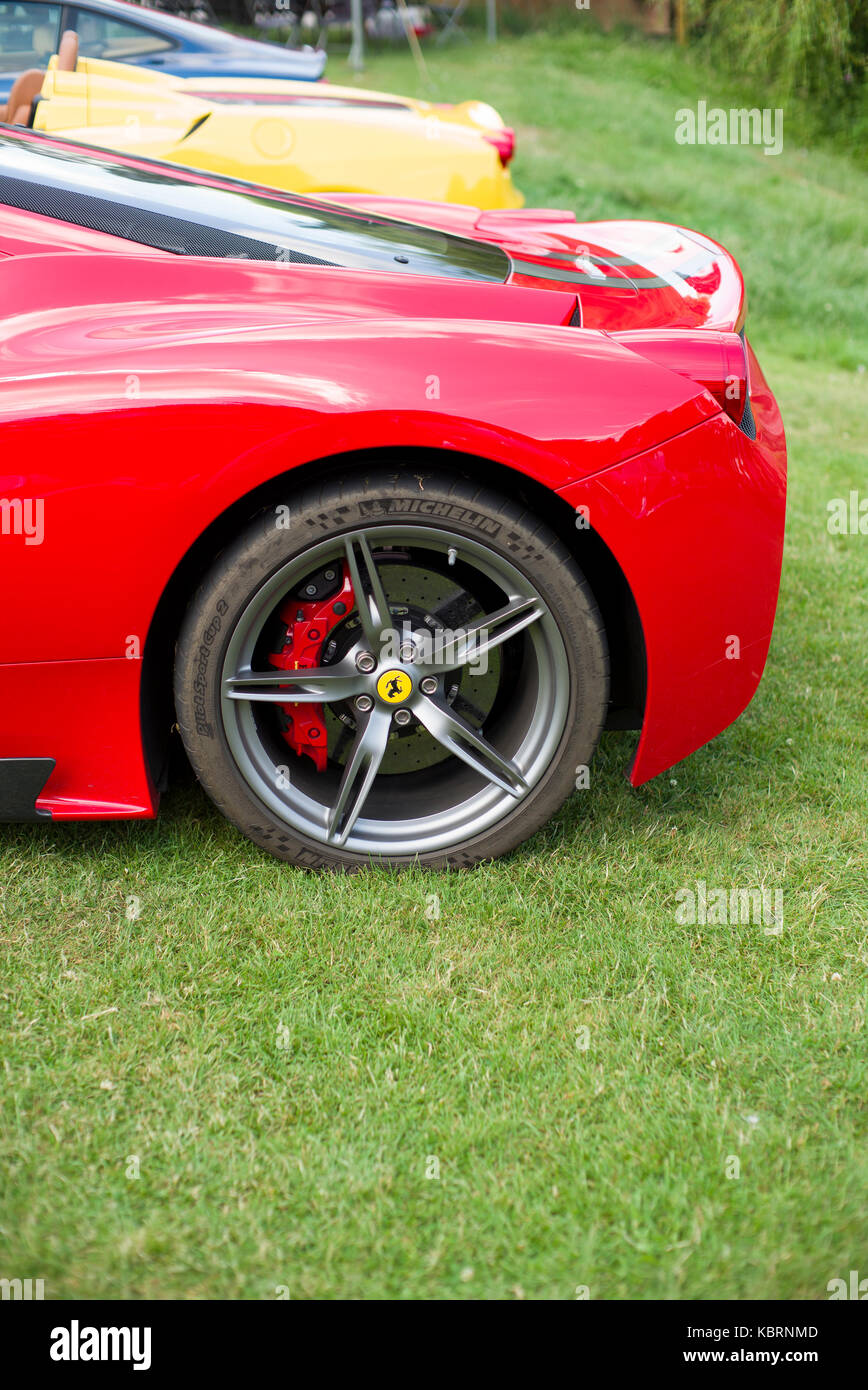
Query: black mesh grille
[
  {"left": 739, "top": 391, "right": 757, "bottom": 440},
  {"left": 737, "top": 327, "right": 757, "bottom": 439},
  {"left": 0, "top": 173, "right": 337, "bottom": 264}
]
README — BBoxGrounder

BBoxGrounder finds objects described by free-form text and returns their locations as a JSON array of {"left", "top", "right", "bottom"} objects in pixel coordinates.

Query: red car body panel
[
  {"left": 0, "top": 660, "right": 152, "bottom": 817},
  {"left": 327, "top": 196, "right": 747, "bottom": 334},
  {"left": 0, "top": 132, "right": 786, "bottom": 823},
  {"left": 559, "top": 343, "right": 786, "bottom": 786}
]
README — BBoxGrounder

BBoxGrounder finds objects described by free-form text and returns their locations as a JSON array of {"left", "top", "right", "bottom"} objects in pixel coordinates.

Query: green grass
[{"left": 1, "top": 32, "right": 866, "bottom": 1300}]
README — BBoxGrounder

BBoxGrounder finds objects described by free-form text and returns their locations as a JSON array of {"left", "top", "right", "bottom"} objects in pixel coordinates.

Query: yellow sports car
[{"left": 1, "top": 32, "right": 522, "bottom": 209}]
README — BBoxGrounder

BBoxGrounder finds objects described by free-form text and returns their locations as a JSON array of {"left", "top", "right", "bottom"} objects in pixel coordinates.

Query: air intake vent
[{"left": 737, "top": 328, "right": 757, "bottom": 439}]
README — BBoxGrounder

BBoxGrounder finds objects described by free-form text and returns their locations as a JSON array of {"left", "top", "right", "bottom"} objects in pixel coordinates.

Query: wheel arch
[{"left": 140, "top": 445, "right": 647, "bottom": 794}]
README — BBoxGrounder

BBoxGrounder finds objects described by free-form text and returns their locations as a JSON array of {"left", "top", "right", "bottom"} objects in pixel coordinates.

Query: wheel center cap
[{"left": 376, "top": 669, "right": 413, "bottom": 704}]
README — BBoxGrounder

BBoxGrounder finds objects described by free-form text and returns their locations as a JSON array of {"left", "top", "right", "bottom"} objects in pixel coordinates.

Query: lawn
[{"left": 1, "top": 29, "right": 866, "bottom": 1300}]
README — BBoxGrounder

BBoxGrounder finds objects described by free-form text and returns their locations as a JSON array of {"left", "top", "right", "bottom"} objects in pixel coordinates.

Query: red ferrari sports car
[{"left": 0, "top": 128, "right": 786, "bottom": 868}]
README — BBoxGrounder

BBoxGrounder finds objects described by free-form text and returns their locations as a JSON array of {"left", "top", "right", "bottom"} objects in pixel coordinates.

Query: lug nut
[
  {"left": 394, "top": 708, "right": 412, "bottom": 726},
  {"left": 355, "top": 694, "right": 374, "bottom": 713},
  {"left": 420, "top": 676, "right": 438, "bottom": 695},
  {"left": 399, "top": 642, "right": 416, "bottom": 662},
  {"left": 355, "top": 652, "right": 376, "bottom": 673}
]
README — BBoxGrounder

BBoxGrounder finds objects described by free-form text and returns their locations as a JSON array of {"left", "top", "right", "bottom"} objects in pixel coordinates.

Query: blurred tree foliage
[
  {"left": 687, "top": 1, "right": 866, "bottom": 112},
  {"left": 486, "top": 1, "right": 866, "bottom": 135},
  {"left": 684, "top": 1, "right": 868, "bottom": 138}
]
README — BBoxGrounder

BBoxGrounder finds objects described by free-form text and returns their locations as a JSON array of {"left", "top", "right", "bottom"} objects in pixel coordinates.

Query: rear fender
[{"left": 557, "top": 352, "right": 786, "bottom": 783}]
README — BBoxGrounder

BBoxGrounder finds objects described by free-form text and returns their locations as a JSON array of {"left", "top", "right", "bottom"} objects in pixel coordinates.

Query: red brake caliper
[{"left": 268, "top": 565, "right": 356, "bottom": 772}]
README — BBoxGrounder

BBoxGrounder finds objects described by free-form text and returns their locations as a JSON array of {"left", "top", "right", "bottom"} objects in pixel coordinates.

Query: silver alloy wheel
[{"left": 219, "top": 525, "right": 570, "bottom": 857}]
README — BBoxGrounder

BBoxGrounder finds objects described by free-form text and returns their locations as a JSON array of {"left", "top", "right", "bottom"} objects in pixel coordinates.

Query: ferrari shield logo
[{"left": 377, "top": 670, "right": 412, "bottom": 704}]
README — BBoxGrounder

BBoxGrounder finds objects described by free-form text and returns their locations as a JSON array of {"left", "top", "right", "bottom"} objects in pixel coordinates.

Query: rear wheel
[{"left": 174, "top": 471, "right": 608, "bottom": 868}]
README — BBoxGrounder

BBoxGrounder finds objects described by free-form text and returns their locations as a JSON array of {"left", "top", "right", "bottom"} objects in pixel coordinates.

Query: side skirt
[{"left": 0, "top": 758, "right": 55, "bottom": 821}]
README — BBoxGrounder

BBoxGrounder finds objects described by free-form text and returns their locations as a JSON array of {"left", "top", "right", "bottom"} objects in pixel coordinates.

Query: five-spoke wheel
[{"left": 175, "top": 472, "right": 608, "bottom": 868}]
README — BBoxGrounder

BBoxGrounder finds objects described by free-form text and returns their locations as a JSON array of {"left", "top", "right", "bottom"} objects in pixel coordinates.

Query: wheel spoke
[
  {"left": 420, "top": 596, "right": 544, "bottom": 674},
  {"left": 224, "top": 661, "right": 364, "bottom": 704},
  {"left": 343, "top": 532, "right": 392, "bottom": 648},
  {"left": 413, "top": 694, "right": 528, "bottom": 798},
  {"left": 326, "top": 704, "right": 392, "bottom": 845}
]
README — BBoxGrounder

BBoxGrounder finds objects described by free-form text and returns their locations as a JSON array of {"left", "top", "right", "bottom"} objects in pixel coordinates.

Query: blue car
[{"left": 0, "top": 0, "right": 326, "bottom": 102}]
